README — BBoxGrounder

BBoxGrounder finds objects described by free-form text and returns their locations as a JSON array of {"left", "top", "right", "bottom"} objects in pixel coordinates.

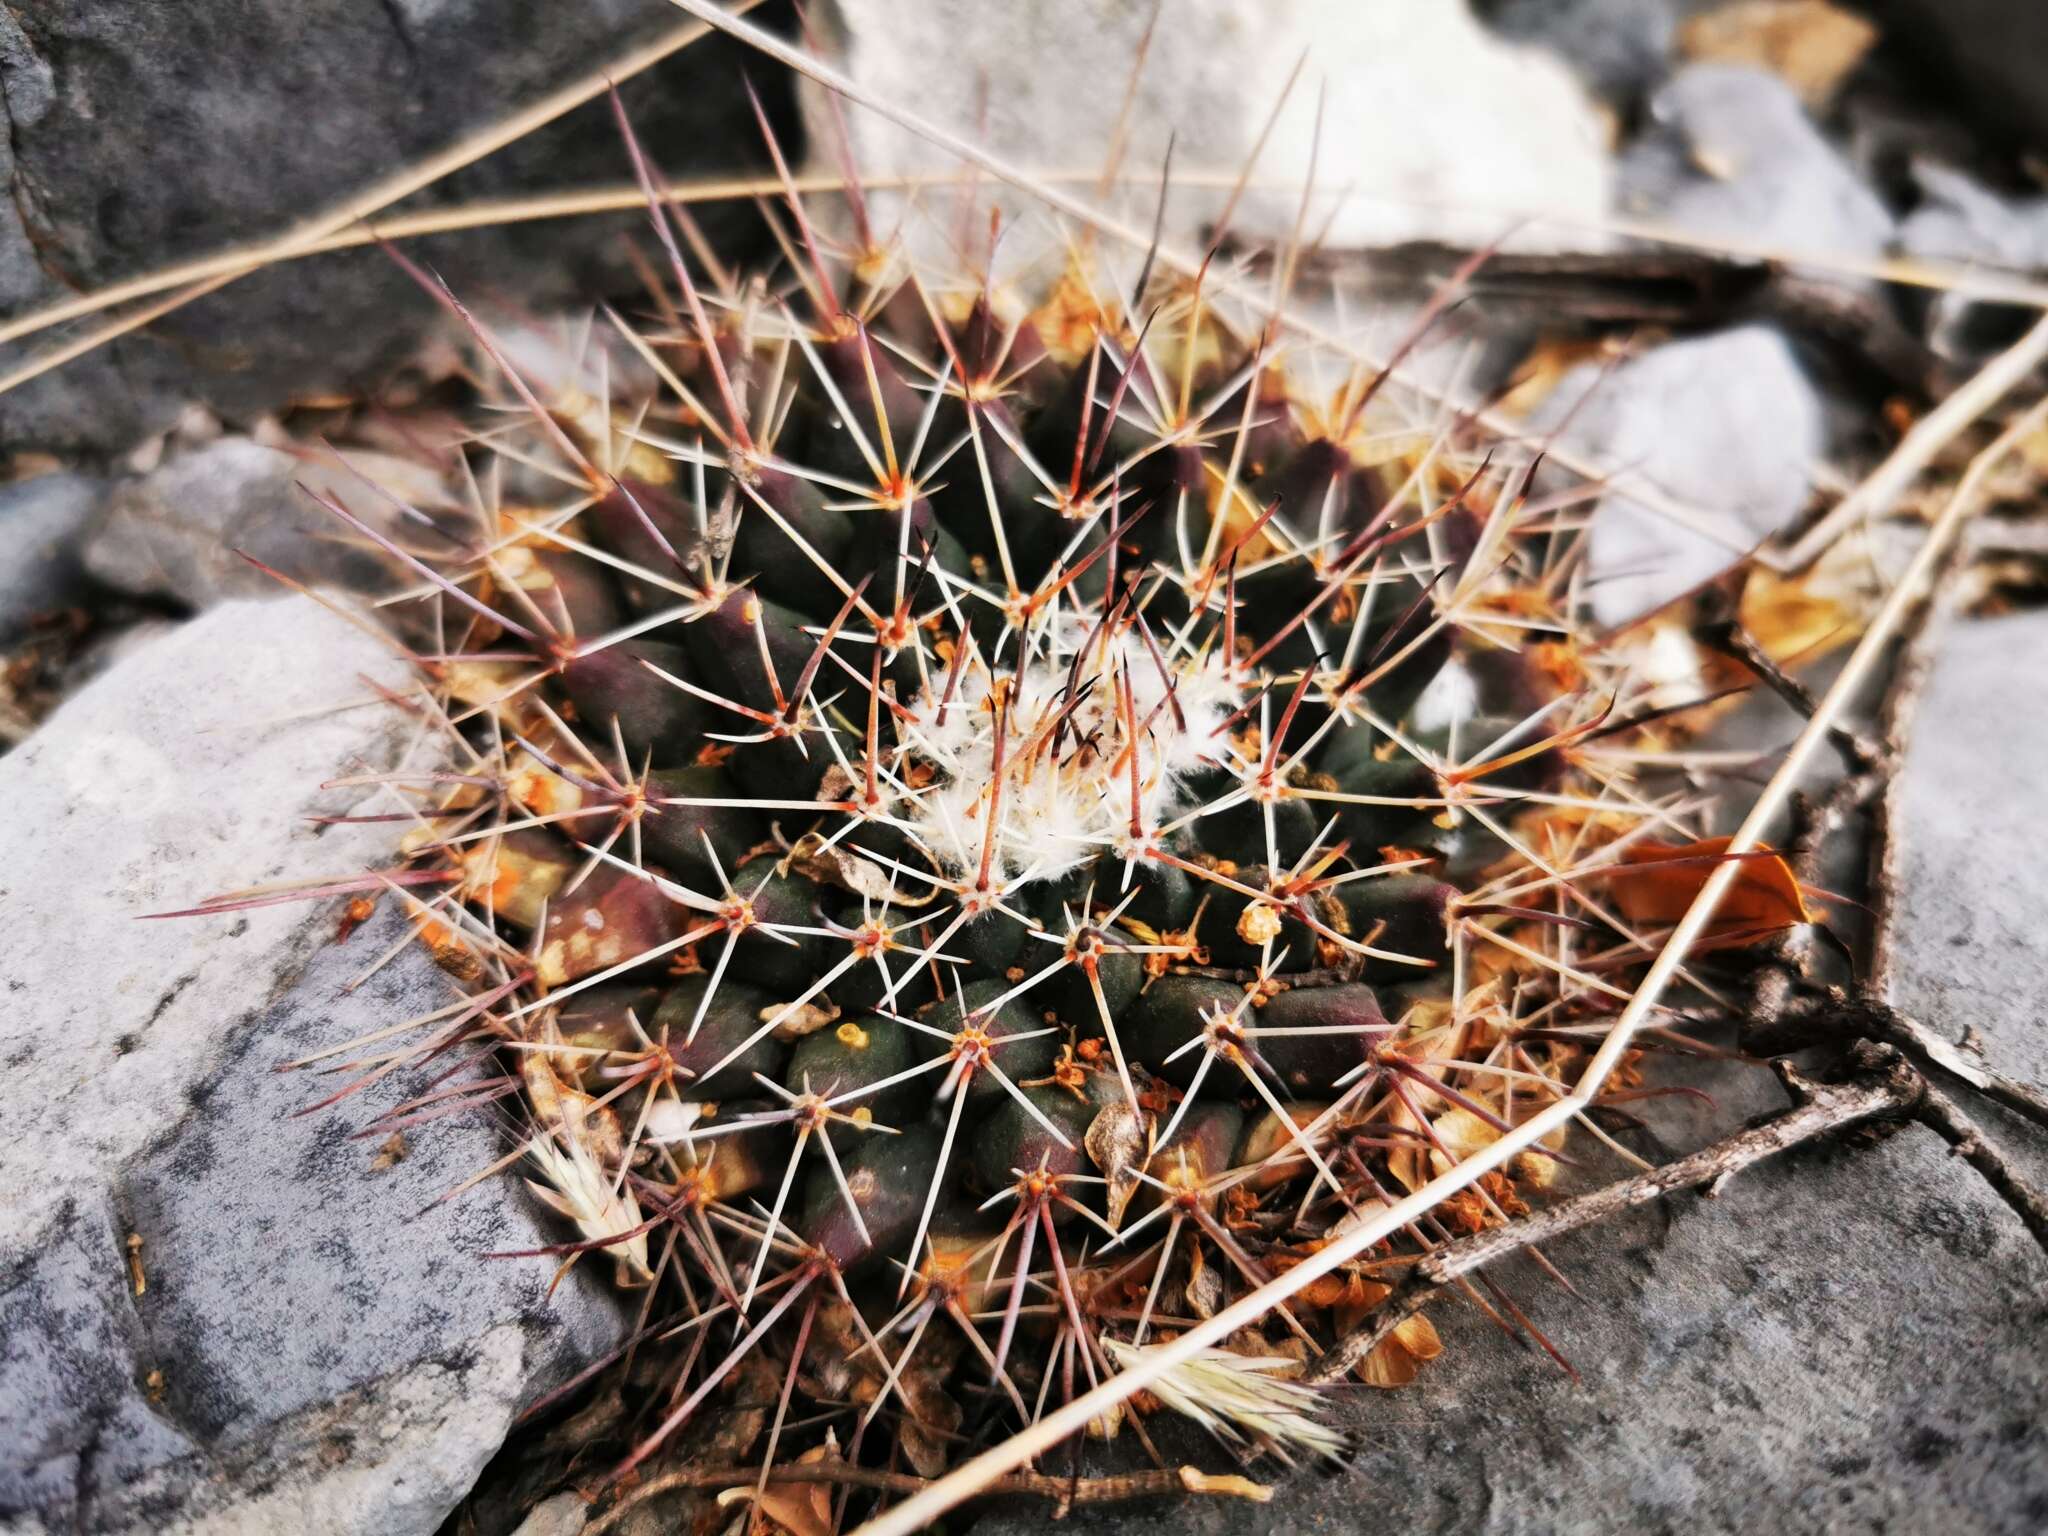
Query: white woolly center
[{"left": 896, "top": 620, "right": 1238, "bottom": 886}]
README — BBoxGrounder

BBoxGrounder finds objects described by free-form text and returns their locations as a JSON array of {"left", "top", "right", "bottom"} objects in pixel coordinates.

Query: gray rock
[
  {"left": 0, "top": 472, "right": 103, "bottom": 638},
  {"left": 512, "top": 1493, "right": 594, "bottom": 1536},
  {"left": 1476, "top": 0, "right": 1687, "bottom": 103},
  {"left": 1618, "top": 63, "right": 1894, "bottom": 260},
  {"left": 0, "top": 2, "right": 794, "bottom": 458},
  {"left": 1529, "top": 325, "right": 1821, "bottom": 625},
  {"left": 0, "top": 599, "right": 628, "bottom": 1532},
  {"left": 1899, "top": 161, "right": 2048, "bottom": 359},
  {"left": 82, "top": 437, "right": 452, "bottom": 608},
  {"left": 1887, "top": 610, "right": 2048, "bottom": 1110}
]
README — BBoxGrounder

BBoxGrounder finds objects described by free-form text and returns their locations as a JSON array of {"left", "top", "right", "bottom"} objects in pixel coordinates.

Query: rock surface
[
  {"left": 1886, "top": 610, "right": 2048, "bottom": 1118},
  {"left": 1528, "top": 325, "right": 1821, "bottom": 625},
  {"left": 0, "top": 472, "right": 103, "bottom": 638},
  {"left": 1618, "top": 63, "right": 1894, "bottom": 260},
  {"left": 82, "top": 437, "right": 454, "bottom": 609},
  {"left": 809, "top": 0, "right": 1613, "bottom": 271},
  {"left": 0, "top": 599, "right": 628, "bottom": 1533},
  {"left": 0, "top": 2, "right": 794, "bottom": 458},
  {"left": 972, "top": 1096, "right": 2047, "bottom": 1535}
]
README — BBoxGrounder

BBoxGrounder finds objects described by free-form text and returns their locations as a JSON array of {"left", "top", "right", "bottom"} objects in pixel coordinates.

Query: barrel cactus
[{"left": 275, "top": 96, "right": 1697, "bottom": 1499}]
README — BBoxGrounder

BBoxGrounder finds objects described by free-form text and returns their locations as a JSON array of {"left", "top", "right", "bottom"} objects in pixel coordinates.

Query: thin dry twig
[
  {"left": 1693, "top": 608, "right": 1882, "bottom": 775},
  {"left": 1914, "top": 1082, "right": 2048, "bottom": 1251},
  {"left": 0, "top": 166, "right": 1249, "bottom": 345},
  {"left": 1304, "top": 1048, "right": 1924, "bottom": 1384},
  {"left": 1309, "top": 1027, "right": 2048, "bottom": 1388},
  {"left": 1734, "top": 444, "right": 2048, "bottom": 1134},
  {"left": 587, "top": 1459, "right": 1270, "bottom": 1533}
]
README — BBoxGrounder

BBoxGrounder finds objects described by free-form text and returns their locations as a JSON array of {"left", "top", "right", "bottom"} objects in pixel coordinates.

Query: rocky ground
[{"left": 2, "top": 1, "right": 2045, "bottom": 1532}]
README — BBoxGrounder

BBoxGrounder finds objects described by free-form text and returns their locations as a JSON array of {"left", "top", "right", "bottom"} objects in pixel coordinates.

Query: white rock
[
  {"left": 0, "top": 599, "right": 625, "bottom": 1532},
  {"left": 806, "top": 0, "right": 1613, "bottom": 276},
  {"left": 1529, "top": 326, "right": 1820, "bottom": 626}
]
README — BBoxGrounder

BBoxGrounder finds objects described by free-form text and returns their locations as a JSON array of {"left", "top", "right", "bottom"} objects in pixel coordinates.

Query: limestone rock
[
  {"left": 1887, "top": 610, "right": 2048, "bottom": 1113},
  {"left": 974, "top": 1086, "right": 2047, "bottom": 1535},
  {"left": 1898, "top": 161, "right": 2048, "bottom": 359},
  {"left": 1618, "top": 63, "right": 1894, "bottom": 260},
  {"left": 0, "top": 598, "right": 628, "bottom": 1532},
  {"left": 0, "top": 472, "right": 103, "bottom": 639}
]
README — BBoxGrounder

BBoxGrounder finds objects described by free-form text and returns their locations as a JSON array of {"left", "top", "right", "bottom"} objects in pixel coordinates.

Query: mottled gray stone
[
  {"left": 0, "top": 599, "right": 628, "bottom": 1533},
  {"left": 0, "top": 2, "right": 793, "bottom": 458},
  {"left": 1529, "top": 325, "right": 1821, "bottom": 625},
  {"left": 0, "top": 472, "right": 103, "bottom": 638},
  {"left": 82, "top": 437, "right": 452, "bottom": 608},
  {"left": 974, "top": 1107, "right": 2047, "bottom": 1536},
  {"left": 1618, "top": 64, "right": 1895, "bottom": 261},
  {"left": 511, "top": 1492, "right": 593, "bottom": 1536}
]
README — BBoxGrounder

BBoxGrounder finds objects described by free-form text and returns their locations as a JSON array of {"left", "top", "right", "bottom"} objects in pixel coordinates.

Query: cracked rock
[
  {"left": 1886, "top": 610, "right": 2048, "bottom": 1112},
  {"left": 973, "top": 1080, "right": 2048, "bottom": 1536},
  {"left": 0, "top": 598, "right": 628, "bottom": 1533}
]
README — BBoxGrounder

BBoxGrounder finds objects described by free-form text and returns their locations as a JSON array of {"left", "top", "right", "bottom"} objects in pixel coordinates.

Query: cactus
[{"left": 247, "top": 79, "right": 1735, "bottom": 1505}]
